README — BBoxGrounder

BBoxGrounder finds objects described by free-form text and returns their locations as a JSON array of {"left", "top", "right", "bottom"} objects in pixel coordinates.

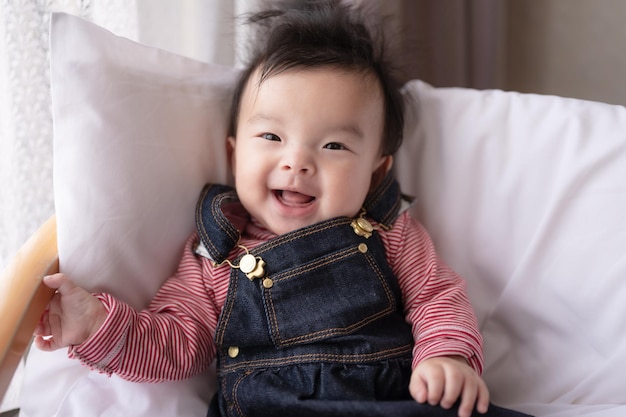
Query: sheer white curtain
[{"left": 0, "top": 0, "right": 133, "bottom": 273}]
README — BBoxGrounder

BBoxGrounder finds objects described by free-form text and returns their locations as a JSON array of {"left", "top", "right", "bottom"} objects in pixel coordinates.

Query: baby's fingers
[
  {"left": 458, "top": 378, "right": 490, "bottom": 417},
  {"left": 34, "top": 309, "right": 50, "bottom": 336},
  {"left": 33, "top": 335, "right": 62, "bottom": 351},
  {"left": 33, "top": 310, "right": 55, "bottom": 351},
  {"left": 440, "top": 374, "right": 463, "bottom": 410},
  {"left": 410, "top": 364, "right": 445, "bottom": 406},
  {"left": 475, "top": 379, "right": 490, "bottom": 414},
  {"left": 33, "top": 308, "right": 64, "bottom": 351},
  {"left": 456, "top": 382, "right": 478, "bottom": 417},
  {"left": 409, "top": 372, "right": 428, "bottom": 403},
  {"left": 43, "top": 273, "right": 75, "bottom": 294}
]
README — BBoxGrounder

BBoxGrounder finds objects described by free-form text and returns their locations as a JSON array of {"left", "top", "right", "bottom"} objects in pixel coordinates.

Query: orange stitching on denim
[
  {"left": 366, "top": 174, "right": 388, "bottom": 206},
  {"left": 263, "top": 244, "right": 398, "bottom": 347},
  {"left": 230, "top": 371, "right": 250, "bottom": 417},
  {"left": 379, "top": 194, "right": 401, "bottom": 227},
  {"left": 364, "top": 252, "right": 395, "bottom": 305},
  {"left": 271, "top": 246, "right": 356, "bottom": 283},
  {"left": 264, "top": 282, "right": 281, "bottom": 344},
  {"left": 215, "top": 268, "right": 240, "bottom": 345},
  {"left": 219, "top": 344, "right": 413, "bottom": 374},
  {"left": 262, "top": 246, "right": 357, "bottom": 346},
  {"left": 274, "top": 307, "right": 394, "bottom": 347},
  {"left": 196, "top": 187, "right": 240, "bottom": 261},
  {"left": 211, "top": 192, "right": 240, "bottom": 242},
  {"left": 363, "top": 174, "right": 401, "bottom": 228},
  {"left": 253, "top": 218, "right": 351, "bottom": 256},
  {"left": 364, "top": 172, "right": 391, "bottom": 211}
]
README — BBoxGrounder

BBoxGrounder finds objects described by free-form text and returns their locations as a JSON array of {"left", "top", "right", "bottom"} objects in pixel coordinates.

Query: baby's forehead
[
  {"left": 247, "top": 65, "right": 382, "bottom": 95},
  {"left": 240, "top": 66, "right": 385, "bottom": 121}
]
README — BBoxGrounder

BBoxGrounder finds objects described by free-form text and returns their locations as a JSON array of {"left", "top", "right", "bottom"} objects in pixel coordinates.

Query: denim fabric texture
[{"left": 196, "top": 175, "right": 532, "bottom": 417}]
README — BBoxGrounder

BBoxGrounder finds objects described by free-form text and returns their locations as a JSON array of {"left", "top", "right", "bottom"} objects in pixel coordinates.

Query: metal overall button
[
  {"left": 228, "top": 346, "right": 240, "bottom": 358},
  {"left": 240, "top": 254, "right": 266, "bottom": 280},
  {"left": 218, "top": 244, "right": 267, "bottom": 281}
]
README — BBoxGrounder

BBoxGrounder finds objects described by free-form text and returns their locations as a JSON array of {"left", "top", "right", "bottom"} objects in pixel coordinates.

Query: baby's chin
[{"left": 263, "top": 220, "right": 312, "bottom": 236}]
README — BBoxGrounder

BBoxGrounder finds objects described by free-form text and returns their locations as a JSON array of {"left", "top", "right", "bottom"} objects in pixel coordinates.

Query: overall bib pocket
[{"left": 261, "top": 243, "right": 396, "bottom": 348}]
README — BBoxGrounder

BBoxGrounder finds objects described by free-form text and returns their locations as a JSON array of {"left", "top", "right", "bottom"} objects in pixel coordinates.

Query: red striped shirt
[{"left": 69, "top": 211, "right": 483, "bottom": 382}]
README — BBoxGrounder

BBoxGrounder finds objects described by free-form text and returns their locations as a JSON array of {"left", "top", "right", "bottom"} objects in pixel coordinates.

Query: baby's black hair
[{"left": 229, "top": 0, "right": 404, "bottom": 156}]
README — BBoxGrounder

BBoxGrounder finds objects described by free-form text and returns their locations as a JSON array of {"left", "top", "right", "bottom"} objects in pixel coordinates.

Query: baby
[{"left": 36, "top": 2, "right": 531, "bottom": 417}]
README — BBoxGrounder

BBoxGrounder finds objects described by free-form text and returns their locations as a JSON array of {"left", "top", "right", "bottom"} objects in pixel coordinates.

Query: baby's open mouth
[{"left": 274, "top": 190, "right": 315, "bottom": 206}]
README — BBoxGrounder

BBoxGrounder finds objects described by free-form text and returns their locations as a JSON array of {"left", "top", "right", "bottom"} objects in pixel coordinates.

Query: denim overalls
[{"left": 195, "top": 174, "right": 532, "bottom": 417}]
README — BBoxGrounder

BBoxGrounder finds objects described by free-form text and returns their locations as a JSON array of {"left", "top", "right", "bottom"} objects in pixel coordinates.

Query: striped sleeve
[
  {"left": 379, "top": 211, "right": 484, "bottom": 374},
  {"left": 69, "top": 233, "right": 229, "bottom": 383}
]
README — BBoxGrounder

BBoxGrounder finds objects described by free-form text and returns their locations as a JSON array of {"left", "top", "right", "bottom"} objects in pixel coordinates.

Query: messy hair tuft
[{"left": 229, "top": 0, "right": 404, "bottom": 156}]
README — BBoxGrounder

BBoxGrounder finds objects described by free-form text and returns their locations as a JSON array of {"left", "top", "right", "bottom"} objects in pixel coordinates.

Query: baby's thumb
[{"left": 43, "top": 273, "right": 75, "bottom": 294}]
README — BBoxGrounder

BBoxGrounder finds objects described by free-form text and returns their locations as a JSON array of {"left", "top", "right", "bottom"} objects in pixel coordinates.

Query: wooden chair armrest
[{"left": 0, "top": 215, "right": 58, "bottom": 402}]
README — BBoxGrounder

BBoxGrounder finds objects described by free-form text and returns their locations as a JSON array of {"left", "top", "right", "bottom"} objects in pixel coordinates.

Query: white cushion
[
  {"left": 396, "top": 81, "right": 626, "bottom": 416},
  {"left": 51, "top": 13, "right": 236, "bottom": 310},
  {"left": 20, "top": 11, "right": 626, "bottom": 417}
]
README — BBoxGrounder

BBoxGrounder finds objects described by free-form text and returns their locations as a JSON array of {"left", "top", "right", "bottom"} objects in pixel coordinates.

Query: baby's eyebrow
[
  {"left": 316, "top": 123, "right": 364, "bottom": 141},
  {"left": 246, "top": 113, "right": 280, "bottom": 125},
  {"left": 332, "top": 125, "right": 364, "bottom": 139}
]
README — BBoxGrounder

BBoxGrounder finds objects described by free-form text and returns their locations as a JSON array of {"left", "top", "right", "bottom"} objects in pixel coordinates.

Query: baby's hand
[
  {"left": 410, "top": 356, "right": 489, "bottom": 417},
  {"left": 34, "top": 273, "right": 107, "bottom": 351}
]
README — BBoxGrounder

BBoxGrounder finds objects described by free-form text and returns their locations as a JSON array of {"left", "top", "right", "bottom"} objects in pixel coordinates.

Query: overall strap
[
  {"left": 363, "top": 170, "right": 403, "bottom": 229},
  {"left": 195, "top": 184, "right": 241, "bottom": 265}
]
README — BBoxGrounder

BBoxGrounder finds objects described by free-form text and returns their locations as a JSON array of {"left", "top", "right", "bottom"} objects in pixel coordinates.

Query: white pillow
[
  {"left": 396, "top": 81, "right": 626, "bottom": 416},
  {"left": 21, "top": 13, "right": 235, "bottom": 417},
  {"left": 51, "top": 13, "right": 237, "bottom": 310}
]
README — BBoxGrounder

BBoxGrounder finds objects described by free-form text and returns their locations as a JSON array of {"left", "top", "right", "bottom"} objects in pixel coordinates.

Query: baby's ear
[
  {"left": 226, "top": 136, "right": 236, "bottom": 173},
  {"left": 369, "top": 155, "right": 393, "bottom": 191}
]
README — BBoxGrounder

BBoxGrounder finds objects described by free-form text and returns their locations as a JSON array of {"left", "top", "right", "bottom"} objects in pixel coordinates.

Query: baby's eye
[
  {"left": 323, "top": 142, "right": 346, "bottom": 150},
  {"left": 261, "top": 133, "right": 281, "bottom": 141}
]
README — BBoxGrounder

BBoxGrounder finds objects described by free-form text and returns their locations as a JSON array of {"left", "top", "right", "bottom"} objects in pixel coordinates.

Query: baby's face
[{"left": 229, "top": 67, "right": 388, "bottom": 235}]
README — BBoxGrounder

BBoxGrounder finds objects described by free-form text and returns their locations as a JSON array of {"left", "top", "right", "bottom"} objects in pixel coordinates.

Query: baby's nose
[{"left": 281, "top": 148, "right": 314, "bottom": 174}]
